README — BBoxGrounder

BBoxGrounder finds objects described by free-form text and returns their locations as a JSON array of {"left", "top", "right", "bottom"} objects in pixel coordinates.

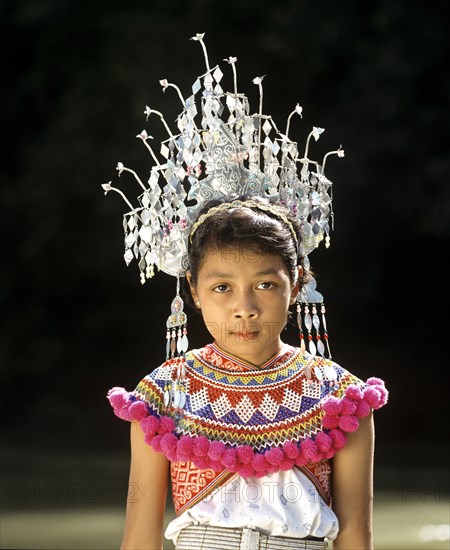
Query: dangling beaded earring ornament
[
  {"left": 296, "top": 299, "right": 332, "bottom": 359},
  {"left": 312, "top": 304, "right": 323, "bottom": 356},
  {"left": 164, "top": 278, "right": 188, "bottom": 415},
  {"left": 320, "top": 303, "right": 332, "bottom": 358},
  {"left": 296, "top": 302, "right": 306, "bottom": 354},
  {"left": 297, "top": 258, "right": 332, "bottom": 359}
]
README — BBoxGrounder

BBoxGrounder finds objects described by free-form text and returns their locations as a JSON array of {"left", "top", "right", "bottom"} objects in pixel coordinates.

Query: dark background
[{"left": 1, "top": 0, "right": 448, "bottom": 520}]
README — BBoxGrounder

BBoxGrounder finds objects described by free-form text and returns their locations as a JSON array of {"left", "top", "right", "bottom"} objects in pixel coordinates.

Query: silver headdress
[{"left": 102, "top": 33, "right": 344, "bottom": 368}]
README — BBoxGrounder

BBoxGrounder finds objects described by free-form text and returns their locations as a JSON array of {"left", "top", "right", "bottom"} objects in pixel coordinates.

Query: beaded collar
[
  {"left": 197, "top": 342, "right": 297, "bottom": 372},
  {"left": 108, "top": 346, "right": 388, "bottom": 479}
]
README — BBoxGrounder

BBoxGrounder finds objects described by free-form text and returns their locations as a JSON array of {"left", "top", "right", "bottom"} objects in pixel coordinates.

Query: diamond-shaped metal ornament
[
  {"left": 104, "top": 33, "right": 343, "bottom": 279},
  {"left": 124, "top": 248, "right": 134, "bottom": 265}
]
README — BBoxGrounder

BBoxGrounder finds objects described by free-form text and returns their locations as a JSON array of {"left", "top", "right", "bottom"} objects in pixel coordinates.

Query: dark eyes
[
  {"left": 212, "top": 282, "right": 276, "bottom": 293},
  {"left": 213, "top": 284, "right": 229, "bottom": 293},
  {"left": 257, "top": 282, "right": 275, "bottom": 290}
]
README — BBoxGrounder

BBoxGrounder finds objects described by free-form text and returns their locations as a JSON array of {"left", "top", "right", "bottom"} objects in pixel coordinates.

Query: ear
[
  {"left": 186, "top": 270, "right": 200, "bottom": 307},
  {"left": 290, "top": 265, "right": 303, "bottom": 304}
]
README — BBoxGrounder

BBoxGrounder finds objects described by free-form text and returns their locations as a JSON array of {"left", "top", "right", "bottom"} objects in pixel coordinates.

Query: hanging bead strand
[
  {"left": 304, "top": 304, "right": 316, "bottom": 356},
  {"left": 297, "top": 303, "right": 306, "bottom": 353},
  {"left": 321, "top": 303, "right": 332, "bottom": 358},
  {"left": 312, "top": 304, "right": 325, "bottom": 357}
]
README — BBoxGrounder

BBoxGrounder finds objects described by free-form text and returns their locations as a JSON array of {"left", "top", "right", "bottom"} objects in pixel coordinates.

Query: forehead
[{"left": 198, "top": 246, "right": 290, "bottom": 279}]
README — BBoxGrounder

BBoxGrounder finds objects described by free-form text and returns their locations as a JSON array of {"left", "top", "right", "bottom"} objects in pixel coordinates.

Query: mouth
[{"left": 231, "top": 331, "right": 259, "bottom": 341}]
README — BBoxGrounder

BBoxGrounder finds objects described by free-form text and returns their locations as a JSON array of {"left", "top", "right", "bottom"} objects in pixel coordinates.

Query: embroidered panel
[
  {"left": 171, "top": 460, "right": 234, "bottom": 515},
  {"left": 300, "top": 460, "right": 332, "bottom": 505}
]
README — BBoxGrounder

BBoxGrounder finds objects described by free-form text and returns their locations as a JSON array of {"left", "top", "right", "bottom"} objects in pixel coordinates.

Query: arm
[
  {"left": 121, "top": 421, "right": 170, "bottom": 550},
  {"left": 331, "top": 412, "right": 375, "bottom": 550}
]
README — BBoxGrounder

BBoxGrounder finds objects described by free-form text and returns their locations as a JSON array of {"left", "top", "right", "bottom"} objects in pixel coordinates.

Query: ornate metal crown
[{"left": 102, "top": 33, "right": 344, "bottom": 286}]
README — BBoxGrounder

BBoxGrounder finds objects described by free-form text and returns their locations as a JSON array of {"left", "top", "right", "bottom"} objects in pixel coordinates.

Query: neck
[{"left": 212, "top": 340, "right": 286, "bottom": 369}]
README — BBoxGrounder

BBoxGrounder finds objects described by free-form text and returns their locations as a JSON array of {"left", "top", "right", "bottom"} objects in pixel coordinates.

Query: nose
[{"left": 232, "top": 290, "right": 259, "bottom": 320}]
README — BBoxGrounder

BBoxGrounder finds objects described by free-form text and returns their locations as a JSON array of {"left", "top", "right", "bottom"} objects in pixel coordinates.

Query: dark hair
[{"left": 184, "top": 195, "right": 310, "bottom": 310}]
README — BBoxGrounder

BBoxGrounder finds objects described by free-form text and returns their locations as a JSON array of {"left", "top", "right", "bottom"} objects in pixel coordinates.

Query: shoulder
[
  {"left": 289, "top": 348, "right": 362, "bottom": 387},
  {"left": 290, "top": 349, "right": 388, "bottom": 412},
  {"left": 132, "top": 346, "right": 204, "bottom": 384},
  {"left": 132, "top": 346, "right": 211, "bottom": 398}
]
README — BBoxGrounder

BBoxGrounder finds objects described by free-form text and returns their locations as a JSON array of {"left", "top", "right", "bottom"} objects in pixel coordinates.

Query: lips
[{"left": 232, "top": 331, "right": 259, "bottom": 341}]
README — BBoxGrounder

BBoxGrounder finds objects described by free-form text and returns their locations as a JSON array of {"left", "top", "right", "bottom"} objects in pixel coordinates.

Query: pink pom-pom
[
  {"left": 363, "top": 387, "right": 381, "bottom": 408},
  {"left": 315, "top": 432, "right": 332, "bottom": 453},
  {"left": 237, "top": 445, "right": 255, "bottom": 464},
  {"left": 377, "top": 385, "right": 389, "bottom": 407},
  {"left": 279, "top": 458, "right": 295, "bottom": 471},
  {"left": 194, "top": 436, "right": 210, "bottom": 456},
  {"left": 107, "top": 387, "right": 129, "bottom": 408},
  {"left": 177, "top": 435, "right": 195, "bottom": 460},
  {"left": 283, "top": 441, "right": 300, "bottom": 460},
  {"left": 323, "top": 448, "right": 336, "bottom": 460},
  {"left": 209, "top": 460, "right": 225, "bottom": 471},
  {"left": 266, "top": 463, "right": 279, "bottom": 474},
  {"left": 158, "top": 415, "right": 176, "bottom": 435},
  {"left": 294, "top": 449, "right": 309, "bottom": 467},
  {"left": 355, "top": 399, "right": 371, "bottom": 418},
  {"left": 192, "top": 455, "right": 210, "bottom": 469},
  {"left": 301, "top": 438, "right": 320, "bottom": 462},
  {"left": 129, "top": 400, "right": 149, "bottom": 420},
  {"left": 367, "top": 377, "right": 384, "bottom": 387},
  {"left": 366, "top": 377, "right": 388, "bottom": 406},
  {"left": 323, "top": 396, "right": 341, "bottom": 416},
  {"left": 107, "top": 388, "right": 135, "bottom": 419},
  {"left": 149, "top": 434, "right": 162, "bottom": 452},
  {"left": 237, "top": 464, "right": 255, "bottom": 478},
  {"left": 251, "top": 453, "right": 269, "bottom": 473},
  {"left": 329, "top": 429, "right": 347, "bottom": 449},
  {"left": 339, "top": 415, "right": 359, "bottom": 432},
  {"left": 107, "top": 386, "right": 124, "bottom": 397},
  {"left": 340, "top": 397, "right": 357, "bottom": 416},
  {"left": 221, "top": 448, "right": 239, "bottom": 471},
  {"left": 208, "top": 441, "right": 226, "bottom": 461},
  {"left": 322, "top": 413, "right": 339, "bottom": 429},
  {"left": 346, "top": 385, "right": 364, "bottom": 400},
  {"left": 139, "top": 415, "right": 160, "bottom": 436},
  {"left": 160, "top": 433, "right": 178, "bottom": 461},
  {"left": 264, "top": 447, "right": 284, "bottom": 466}
]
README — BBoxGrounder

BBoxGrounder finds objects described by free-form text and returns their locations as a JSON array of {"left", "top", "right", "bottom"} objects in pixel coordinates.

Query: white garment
[{"left": 165, "top": 468, "right": 339, "bottom": 545}]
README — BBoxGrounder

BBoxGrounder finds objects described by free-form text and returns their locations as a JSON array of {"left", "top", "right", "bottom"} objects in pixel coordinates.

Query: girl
[{"left": 108, "top": 196, "right": 388, "bottom": 550}]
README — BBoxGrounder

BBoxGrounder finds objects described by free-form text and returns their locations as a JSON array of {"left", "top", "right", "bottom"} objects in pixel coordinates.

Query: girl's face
[{"left": 187, "top": 246, "right": 300, "bottom": 366}]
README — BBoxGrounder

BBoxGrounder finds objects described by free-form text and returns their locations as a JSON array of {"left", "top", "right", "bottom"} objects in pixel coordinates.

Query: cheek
[
  {"left": 200, "top": 301, "right": 222, "bottom": 319},
  {"left": 195, "top": 293, "right": 220, "bottom": 318},
  {"left": 267, "top": 287, "right": 292, "bottom": 306},
  {"left": 198, "top": 305, "right": 224, "bottom": 339},
  {"left": 277, "top": 293, "right": 293, "bottom": 319}
]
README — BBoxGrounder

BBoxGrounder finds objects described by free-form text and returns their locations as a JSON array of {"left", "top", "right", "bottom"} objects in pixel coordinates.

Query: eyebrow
[{"left": 204, "top": 267, "right": 281, "bottom": 279}]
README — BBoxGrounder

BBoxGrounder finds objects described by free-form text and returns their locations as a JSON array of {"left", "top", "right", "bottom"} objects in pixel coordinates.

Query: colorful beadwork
[{"left": 108, "top": 344, "right": 388, "bottom": 481}]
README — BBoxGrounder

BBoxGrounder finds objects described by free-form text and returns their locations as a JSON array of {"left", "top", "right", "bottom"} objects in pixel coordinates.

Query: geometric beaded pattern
[{"left": 134, "top": 343, "right": 365, "bottom": 453}]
